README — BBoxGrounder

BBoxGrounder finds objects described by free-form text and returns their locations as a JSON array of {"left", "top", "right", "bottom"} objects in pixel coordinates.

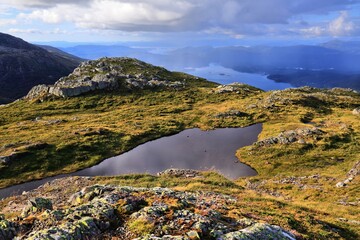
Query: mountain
[
  {"left": 320, "top": 40, "right": 360, "bottom": 54},
  {"left": 164, "top": 45, "right": 360, "bottom": 72},
  {"left": 58, "top": 43, "right": 360, "bottom": 91},
  {"left": 0, "top": 58, "right": 359, "bottom": 239},
  {"left": 25, "top": 57, "right": 211, "bottom": 99},
  {"left": 157, "top": 45, "right": 360, "bottom": 91},
  {"left": 60, "top": 45, "right": 146, "bottom": 60},
  {"left": 0, "top": 33, "right": 82, "bottom": 104},
  {"left": 37, "top": 44, "right": 84, "bottom": 62}
]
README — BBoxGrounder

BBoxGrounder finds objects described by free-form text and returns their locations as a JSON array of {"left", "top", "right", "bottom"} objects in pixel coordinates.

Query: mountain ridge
[
  {"left": 0, "top": 58, "right": 359, "bottom": 239},
  {"left": 0, "top": 32, "right": 82, "bottom": 104}
]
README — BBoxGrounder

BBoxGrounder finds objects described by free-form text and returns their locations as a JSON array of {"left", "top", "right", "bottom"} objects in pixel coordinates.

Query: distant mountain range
[
  {"left": 1, "top": 33, "right": 359, "bottom": 104},
  {"left": 320, "top": 40, "right": 360, "bottom": 54},
  {"left": 0, "top": 33, "right": 82, "bottom": 104},
  {"left": 57, "top": 40, "right": 360, "bottom": 91}
]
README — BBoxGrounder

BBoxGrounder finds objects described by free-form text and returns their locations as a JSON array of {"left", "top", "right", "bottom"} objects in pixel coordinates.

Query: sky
[{"left": 0, "top": 0, "right": 360, "bottom": 46}]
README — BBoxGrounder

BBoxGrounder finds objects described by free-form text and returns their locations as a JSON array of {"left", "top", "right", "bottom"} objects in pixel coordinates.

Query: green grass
[
  {"left": 0, "top": 69, "right": 359, "bottom": 238},
  {"left": 0, "top": 81, "right": 263, "bottom": 188}
]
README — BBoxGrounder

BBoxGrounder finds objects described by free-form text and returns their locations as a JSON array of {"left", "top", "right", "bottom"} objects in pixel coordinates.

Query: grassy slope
[
  {"left": 235, "top": 88, "right": 360, "bottom": 239},
  {"left": 0, "top": 64, "right": 359, "bottom": 238},
  {"left": 0, "top": 77, "right": 262, "bottom": 188}
]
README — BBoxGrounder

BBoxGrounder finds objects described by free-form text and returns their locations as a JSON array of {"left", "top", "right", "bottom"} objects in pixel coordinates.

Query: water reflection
[
  {"left": 77, "top": 124, "right": 261, "bottom": 179},
  {"left": 0, "top": 124, "right": 262, "bottom": 199},
  {"left": 183, "top": 64, "right": 293, "bottom": 91}
]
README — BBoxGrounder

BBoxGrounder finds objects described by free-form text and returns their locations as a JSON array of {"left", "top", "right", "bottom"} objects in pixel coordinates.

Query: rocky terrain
[
  {"left": 0, "top": 58, "right": 359, "bottom": 239},
  {"left": 0, "top": 176, "right": 296, "bottom": 240},
  {"left": 253, "top": 127, "right": 324, "bottom": 146},
  {"left": 0, "top": 33, "right": 81, "bottom": 104},
  {"left": 26, "top": 58, "right": 187, "bottom": 99}
]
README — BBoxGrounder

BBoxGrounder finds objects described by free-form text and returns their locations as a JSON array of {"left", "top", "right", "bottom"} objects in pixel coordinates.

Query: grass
[
  {"left": 0, "top": 78, "right": 263, "bottom": 188},
  {"left": 0, "top": 61, "right": 359, "bottom": 238}
]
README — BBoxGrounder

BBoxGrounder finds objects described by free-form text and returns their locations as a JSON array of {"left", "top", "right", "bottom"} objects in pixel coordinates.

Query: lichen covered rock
[
  {"left": 2, "top": 184, "right": 296, "bottom": 239},
  {"left": 25, "top": 58, "right": 186, "bottom": 99}
]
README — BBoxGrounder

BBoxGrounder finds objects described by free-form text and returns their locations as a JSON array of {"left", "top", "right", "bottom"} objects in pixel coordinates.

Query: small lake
[
  {"left": 0, "top": 124, "right": 262, "bottom": 199},
  {"left": 183, "top": 64, "right": 293, "bottom": 91}
]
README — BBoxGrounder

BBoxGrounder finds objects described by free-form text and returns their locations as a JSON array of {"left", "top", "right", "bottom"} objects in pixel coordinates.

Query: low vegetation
[{"left": 0, "top": 59, "right": 359, "bottom": 239}]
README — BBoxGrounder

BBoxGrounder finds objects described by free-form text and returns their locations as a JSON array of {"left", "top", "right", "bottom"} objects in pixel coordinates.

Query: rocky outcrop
[
  {"left": 157, "top": 168, "right": 201, "bottom": 178},
  {"left": 22, "top": 197, "right": 53, "bottom": 218},
  {"left": 213, "top": 82, "right": 261, "bottom": 94},
  {"left": 0, "top": 218, "right": 17, "bottom": 239},
  {"left": 336, "top": 160, "right": 360, "bottom": 188},
  {"left": 0, "top": 184, "right": 296, "bottom": 239},
  {"left": 254, "top": 127, "right": 323, "bottom": 147},
  {"left": 222, "top": 223, "right": 295, "bottom": 240},
  {"left": 26, "top": 58, "right": 185, "bottom": 99}
]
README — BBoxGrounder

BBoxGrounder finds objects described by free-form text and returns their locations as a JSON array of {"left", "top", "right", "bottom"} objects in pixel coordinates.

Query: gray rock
[
  {"left": 336, "top": 182, "right": 346, "bottom": 188},
  {"left": 24, "top": 57, "right": 186, "bottom": 99},
  {"left": 214, "top": 82, "right": 250, "bottom": 94},
  {"left": 0, "top": 220, "right": 17, "bottom": 240},
  {"left": 157, "top": 168, "right": 201, "bottom": 178},
  {"left": 27, "top": 217, "right": 101, "bottom": 240},
  {"left": 336, "top": 160, "right": 360, "bottom": 187},
  {"left": 14, "top": 184, "right": 297, "bottom": 239},
  {"left": 353, "top": 108, "right": 360, "bottom": 115},
  {"left": 255, "top": 127, "right": 323, "bottom": 147},
  {"left": 25, "top": 84, "right": 50, "bottom": 99},
  {"left": 221, "top": 223, "right": 295, "bottom": 240},
  {"left": 22, "top": 197, "right": 53, "bottom": 217}
]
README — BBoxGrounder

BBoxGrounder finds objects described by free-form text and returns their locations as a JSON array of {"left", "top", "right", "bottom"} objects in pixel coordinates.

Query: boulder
[
  {"left": 27, "top": 217, "right": 101, "bottom": 240},
  {"left": 22, "top": 198, "right": 53, "bottom": 217},
  {"left": 222, "top": 223, "right": 295, "bottom": 240},
  {"left": 336, "top": 182, "right": 346, "bottom": 188},
  {"left": 255, "top": 127, "right": 323, "bottom": 147},
  {"left": 0, "top": 220, "right": 17, "bottom": 240},
  {"left": 25, "top": 84, "right": 49, "bottom": 99},
  {"left": 353, "top": 108, "right": 360, "bottom": 115}
]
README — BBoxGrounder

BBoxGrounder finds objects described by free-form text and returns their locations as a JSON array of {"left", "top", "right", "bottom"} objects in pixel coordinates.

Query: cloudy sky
[{"left": 0, "top": 0, "right": 360, "bottom": 44}]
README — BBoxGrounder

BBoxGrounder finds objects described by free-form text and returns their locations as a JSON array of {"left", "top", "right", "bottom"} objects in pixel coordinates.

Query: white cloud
[
  {"left": 300, "top": 11, "right": 357, "bottom": 37},
  {"left": 8, "top": 28, "right": 42, "bottom": 34},
  {"left": 329, "top": 11, "right": 354, "bottom": 36},
  {"left": 0, "top": 0, "right": 89, "bottom": 8},
  {"left": 2, "top": 0, "right": 359, "bottom": 38},
  {"left": 300, "top": 26, "right": 325, "bottom": 36},
  {"left": 0, "top": 18, "right": 16, "bottom": 26}
]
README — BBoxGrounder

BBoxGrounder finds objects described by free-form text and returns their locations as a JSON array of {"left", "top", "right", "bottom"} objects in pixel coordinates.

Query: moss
[{"left": 128, "top": 218, "right": 155, "bottom": 236}]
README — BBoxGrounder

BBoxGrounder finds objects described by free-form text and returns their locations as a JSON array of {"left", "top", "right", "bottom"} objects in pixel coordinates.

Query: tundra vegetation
[{"left": 0, "top": 58, "right": 359, "bottom": 239}]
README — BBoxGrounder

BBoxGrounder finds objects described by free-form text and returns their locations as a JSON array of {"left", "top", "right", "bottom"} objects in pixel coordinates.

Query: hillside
[
  {"left": 0, "top": 58, "right": 359, "bottom": 239},
  {"left": 0, "top": 33, "right": 81, "bottom": 104},
  {"left": 37, "top": 44, "right": 84, "bottom": 62}
]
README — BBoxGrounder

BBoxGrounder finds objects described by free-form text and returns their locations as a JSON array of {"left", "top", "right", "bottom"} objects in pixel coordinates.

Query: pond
[{"left": 0, "top": 124, "right": 262, "bottom": 199}]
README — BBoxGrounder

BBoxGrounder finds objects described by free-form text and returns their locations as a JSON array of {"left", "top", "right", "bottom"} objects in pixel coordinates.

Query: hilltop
[
  {"left": 0, "top": 33, "right": 81, "bottom": 104},
  {"left": 0, "top": 58, "right": 359, "bottom": 239}
]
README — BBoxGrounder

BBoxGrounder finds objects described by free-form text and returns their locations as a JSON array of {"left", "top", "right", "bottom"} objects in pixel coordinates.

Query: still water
[
  {"left": 184, "top": 64, "right": 293, "bottom": 91},
  {"left": 0, "top": 124, "right": 262, "bottom": 199}
]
